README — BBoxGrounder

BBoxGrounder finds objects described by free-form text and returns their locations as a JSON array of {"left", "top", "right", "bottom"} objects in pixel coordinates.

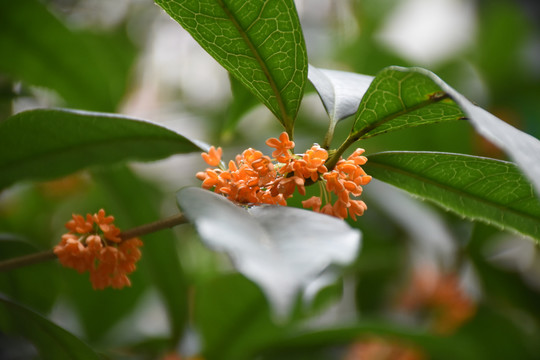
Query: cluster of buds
[
  {"left": 196, "top": 132, "right": 372, "bottom": 220},
  {"left": 54, "top": 209, "right": 142, "bottom": 290}
]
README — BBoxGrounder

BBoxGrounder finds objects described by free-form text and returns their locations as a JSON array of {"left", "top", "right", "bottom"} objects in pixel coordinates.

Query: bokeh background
[{"left": 1, "top": 0, "right": 540, "bottom": 359}]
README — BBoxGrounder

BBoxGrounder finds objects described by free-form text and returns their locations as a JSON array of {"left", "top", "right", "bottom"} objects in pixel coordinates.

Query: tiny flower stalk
[
  {"left": 325, "top": 133, "right": 361, "bottom": 171},
  {"left": 196, "top": 132, "right": 372, "bottom": 220}
]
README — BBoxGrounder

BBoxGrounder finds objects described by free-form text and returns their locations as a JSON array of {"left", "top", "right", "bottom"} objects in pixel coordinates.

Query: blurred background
[{"left": 1, "top": 0, "right": 540, "bottom": 359}]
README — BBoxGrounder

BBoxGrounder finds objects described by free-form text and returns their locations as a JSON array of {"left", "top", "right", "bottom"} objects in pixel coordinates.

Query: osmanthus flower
[
  {"left": 54, "top": 209, "right": 142, "bottom": 290},
  {"left": 196, "top": 132, "right": 372, "bottom": 220}
]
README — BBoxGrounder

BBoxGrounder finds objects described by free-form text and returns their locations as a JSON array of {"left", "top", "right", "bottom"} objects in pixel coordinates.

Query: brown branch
[
  {"left": 0, "top": 250, "right": 56, "bottom": 272},
  {"left": 0, "top": 213, "right": 188, "bottom": 272},
  {"left": 119, "top": 213, "right": 188, "bottom": 240}
]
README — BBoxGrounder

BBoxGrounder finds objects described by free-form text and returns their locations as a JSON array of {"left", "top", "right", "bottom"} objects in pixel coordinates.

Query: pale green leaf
[
  {"left": 308, "top": 65, "right": 374, "bottom": 123},
  {"left": 176, "top": 187, "right": 360, "bottom": 318},
  {"left": 308, "top": 64, "right": 374, "bottom": 147}
]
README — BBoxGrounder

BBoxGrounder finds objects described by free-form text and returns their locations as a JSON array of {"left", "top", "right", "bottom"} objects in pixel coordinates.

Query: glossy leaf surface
[
  {"left": 156, "top": 0, "right": 308, "bottom": 134},
  {"left": 420, "top": 67, "right": 540, "bottom": 196},
  {"left": 177, "top": 187, "right": 360, "bottom": 317},
  {"left": 364, "top": 151, "right": 540, "bottom": 241},
  {"left": 347, "top": 66, "right": 540, "bottom": 196},
  {"left": 352, "top": 67, "right": 465, "bottom": 139},
  {"left": 0, "top": 109, "right": 203, "bottom": 189}
]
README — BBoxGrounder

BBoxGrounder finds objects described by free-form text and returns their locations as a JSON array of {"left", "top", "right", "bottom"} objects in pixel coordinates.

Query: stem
[
  {"left": 325, "top": 134, "right": 359, "bottom": 170},
  {"left": 286, "top": 121, "right": 294, "bottom": 142},
  {"left": 119, "top": 214, "right": 187, "bottom": 240},
  {"left": 0, "top": 251, "right": 56, "bottom": 272},
  {"left": 0, "top": 213, "right": 188, "bottom": 272},
  {"left": 322, "top": 121, "right": 336, "bottom": 150},
  {"left": 324, "top": 91, "right": 452, "bottom": 169}
]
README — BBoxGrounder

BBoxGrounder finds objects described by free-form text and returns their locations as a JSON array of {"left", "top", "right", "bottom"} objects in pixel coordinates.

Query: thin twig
[
  {"left": 0, "top": 213, "right": 188, "bottom": 272},
  {"left": 119, "top": 213, "right": 188, "bottom": 240},
  {"left": 0, "top": 250, "right": 56, "bottom": 272}
]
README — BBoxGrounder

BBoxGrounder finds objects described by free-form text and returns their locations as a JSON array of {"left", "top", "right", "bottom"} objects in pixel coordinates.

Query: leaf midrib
[
  {"left": 216, "top": 0, "right": 290, "bottom": 127},
  {"left": 366, "top": 156, "right": 540, "bottom": 225},
  {"left": 354, "top": 92, "right": 451, "bottom": 140}
]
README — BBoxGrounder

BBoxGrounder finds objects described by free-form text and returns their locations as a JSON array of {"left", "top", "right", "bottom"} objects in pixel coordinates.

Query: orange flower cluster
[
  {"left": 196, "top": 132, "right": 372, "bottom": 219},
  {"left": 54, "top": 209, "right": 142, "bottom": 290}
]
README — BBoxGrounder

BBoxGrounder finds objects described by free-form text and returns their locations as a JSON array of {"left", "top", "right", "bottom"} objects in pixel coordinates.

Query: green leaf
[
  {"left": 0, "top": 295, "right": 100, "bottom": 360},
  {"left": 0, "top": 0, "right": 135, "bottom": 112},
  {"left": 0, "top": 108, "right": 204, "bottom": 190},
  {"left": 352, "top": 66, "right": 465, "bottom": 139},
  {"left": 364, "top": 151, "right": 540, "bottom": 242},
  {"left": 343, "top": 66, "right": 540, "bottom": 198},
  {"left": 195, "top": 274, "right": 282, "bottom": 360},
  {"left": 156, "top": 0, "right": 308, "bottom": 135},
  {"left": 177, "top": 187, "right": 360, "bottom": 318},
  {"left": 417, "top": 67, "right": 540, "bottom": 198}
]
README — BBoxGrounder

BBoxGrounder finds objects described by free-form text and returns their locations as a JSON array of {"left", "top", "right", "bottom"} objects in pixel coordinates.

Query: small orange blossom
[
  {"left": 196, "top": 132, "right": 372, "bottom": 219},
  {"left": 54, "top": 209, "right": 142, "bottom": 290}
]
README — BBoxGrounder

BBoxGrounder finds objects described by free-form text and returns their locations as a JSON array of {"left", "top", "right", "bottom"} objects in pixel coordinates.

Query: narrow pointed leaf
[
  {"left": 364, "top": 151, "right": 540, "bottom": 242},
  {"left": 349, "top": 66, "right": 540, "bottom": 197},
  {"left": 352, "top": 66, "right": 465, "bottom": 139},
  {"left": 156, "top": 0, "right": 308, "bottom": 134},
  {"left": 0, "top": 108, "right": 204, "bottom": 189},
  {"left": 308, "top": 64, "right": 374, "bottom": 123},
  {"left": 176, "top": 187, "right": 360, "bottom": 318},
  {"left": 0, "top": 295, "right": 100, "bottom": 360},
  {"left": 415, "top": 67, "right": 540, "bottom": 196}
]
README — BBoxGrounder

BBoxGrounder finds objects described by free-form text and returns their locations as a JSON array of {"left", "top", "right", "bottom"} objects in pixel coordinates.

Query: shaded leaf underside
[{"left": 177, "top": 187, "right": 360, "bottom": 318}]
